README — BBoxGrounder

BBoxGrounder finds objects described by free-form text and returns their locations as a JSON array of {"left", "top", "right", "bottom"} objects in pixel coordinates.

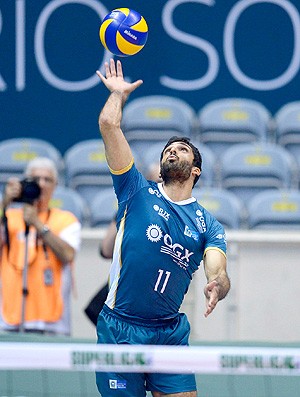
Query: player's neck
[{"left": 161, "top": 181, "right": 192, "bottom": 202}]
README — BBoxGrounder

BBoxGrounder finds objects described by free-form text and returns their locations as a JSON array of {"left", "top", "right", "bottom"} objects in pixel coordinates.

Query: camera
[{"left": 13, "top": 178, "right": 41, "bottom": 204}]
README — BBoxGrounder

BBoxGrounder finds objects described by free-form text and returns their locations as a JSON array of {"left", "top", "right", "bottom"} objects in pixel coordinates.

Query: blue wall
[{"left": 0, "top": 0, "right": 299, "bottom": 153}]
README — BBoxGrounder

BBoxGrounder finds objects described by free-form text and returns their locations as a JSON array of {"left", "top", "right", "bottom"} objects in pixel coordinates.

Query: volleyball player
[{"left": 95, "top": 59, "right": 230, "bottom": 397}]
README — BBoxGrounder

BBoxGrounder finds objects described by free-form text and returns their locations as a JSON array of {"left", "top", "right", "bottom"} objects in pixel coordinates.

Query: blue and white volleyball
[{"left": 99, "top": 8, "right": 148, "bottom": 57}]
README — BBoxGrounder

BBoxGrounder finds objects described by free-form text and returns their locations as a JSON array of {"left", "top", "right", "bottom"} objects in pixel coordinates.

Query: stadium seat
[
  {"left": 247, "top": 189, "right": 300, "bottom": 229},
  {"left": 89, "top": 187, "right": 118, "bottom": 227},
  {"left": 275, "top": 101, "right": 300, "bottom": 169},
  {"left": 197, "top": 98, "right": 272, "bottom": 156},
  {"left": 193, "top": 187, "right": 245, "bottom": 229},
  {"left": 64, "top": 139, "right": 112, "bottom": 204},
  {"left": 121, "top": 95, "right": 197, "bottom": 154},
  {"left": 0, "top": 138, "right": 64, "bottom": 192},
  {"left": 219, "top": 143, "right": 298, "bottom": 204},
  {"left": 49, "top": 185, "right": 88, "bottom": 225},
  {"left": 141, "top": 141, "right": 216, "bottom": 187},
  {"left": 64, "top": 140, "right": 142, "bottom": 205},
  {"left": 194, "top": 141, "right": 217, "bottom": 187}
]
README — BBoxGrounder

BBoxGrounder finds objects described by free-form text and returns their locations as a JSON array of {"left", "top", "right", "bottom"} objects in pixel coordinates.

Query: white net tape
[{"left": 1, "top": 342, "right": 300, "bottom": 375}]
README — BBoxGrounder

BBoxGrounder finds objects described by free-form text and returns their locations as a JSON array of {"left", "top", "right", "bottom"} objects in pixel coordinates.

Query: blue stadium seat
[
  {"left": 247, "top": 189, "right": 300, "bottom": 229},
  {"left": 197, "top": 98, "right": 272, "bottom": 156},
  {"left": 121, "top": 95, "right": 197, "bottom": 154},
  {"left": 89, "top": 188, "right": 118, "bottom": 227},
  {"left": 50, "top": 185, "right": 88, "bottom": 225},
  {"left": 64, "top": 140, "right": 142, "bottom": 205},
  {"left": 193, "top": 141, "right": 217, "bottom": 187},
  {"left": 64, "top": 139, "right": 112, "bottom": 204},
  {"left": 193, "top": 187, "right": 245, "bottom": 229},
  {"left": 0, "top": 138, "right": 64, "bottom": 192},
  {"left": 219, "top": 143, "right": 298, "bottom": 204},
  {"left": 275, "top": 101, "right": 300, "bottom": 170}
]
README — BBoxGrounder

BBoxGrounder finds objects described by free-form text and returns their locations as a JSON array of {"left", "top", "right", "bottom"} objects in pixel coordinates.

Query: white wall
[{"left": 72, "top": 229, "right": 300, "bottom": 343}]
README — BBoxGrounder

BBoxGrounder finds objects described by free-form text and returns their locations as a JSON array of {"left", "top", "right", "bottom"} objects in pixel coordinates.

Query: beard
[{"left": 160, "top": 159, "right": 193, "bottom": 185}]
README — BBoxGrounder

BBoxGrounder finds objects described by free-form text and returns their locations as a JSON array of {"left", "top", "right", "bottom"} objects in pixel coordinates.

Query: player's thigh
[
  {"left": 146, "top": 372, "right": 196, "bottom": 396},
  {"left": 152, "top": 391, "right": 197, "bottom": 397}
]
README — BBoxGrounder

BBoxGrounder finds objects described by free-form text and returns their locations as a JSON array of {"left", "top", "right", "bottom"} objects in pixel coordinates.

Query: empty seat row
[
  {"left": 49, "top": 186, "right": 300, "bottom": 230},
  {"left": 1, "top": 95, "right": 299, "bottom": 172},
  {"left": 0, "top": 138, "right": 65, "bottom": 193},
  {"left": 1, "top": 174, "right": 299, "bottom": 230},
  {"left": 120, "top": 96, "right": 300, "bottom": 168},
  {"left": 0, "top": 137, "right": 299, "bottom": 214},
  {"left": 218, "top": 142, "right": 298, "bottom": 203},
  {"left": 195, "top": 188, "right": 300, "bottom": 230},
  {"left": 122, "top": 96, "right": 273, "bottom": 156}
]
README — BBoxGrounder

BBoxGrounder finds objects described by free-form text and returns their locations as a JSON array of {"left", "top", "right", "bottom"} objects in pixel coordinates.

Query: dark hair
[{"left": 160, "top": 136, "right": 202, "bottom": 187}]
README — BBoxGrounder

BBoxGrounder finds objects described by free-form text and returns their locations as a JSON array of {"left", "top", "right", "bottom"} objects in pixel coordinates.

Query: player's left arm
[{"left": 203, "top": 249, "right": 230, "bottom": 317}]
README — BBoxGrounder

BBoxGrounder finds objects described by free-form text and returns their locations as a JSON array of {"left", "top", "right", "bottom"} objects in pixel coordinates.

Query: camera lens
[
  {"left": 12, "top": 178, "right": 41, "bottom": 203},
  {"left": 22, "top": 180, "right": 41, "bottom": 202}
]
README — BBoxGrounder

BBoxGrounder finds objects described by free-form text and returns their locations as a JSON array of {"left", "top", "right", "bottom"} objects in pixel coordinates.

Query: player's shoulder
[{"left": 193, "top": 200, "right": 224, "bottom": 229}]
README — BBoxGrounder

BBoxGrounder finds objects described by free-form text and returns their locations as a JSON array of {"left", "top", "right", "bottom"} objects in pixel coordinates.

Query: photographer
[{"left": 0, "top": 157, "right": 81, "bottom": 335}]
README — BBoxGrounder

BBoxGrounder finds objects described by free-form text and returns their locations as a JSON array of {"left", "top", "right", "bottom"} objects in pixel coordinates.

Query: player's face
[{"left": 160, "top": 142, "right": 195, "bottom": 184}]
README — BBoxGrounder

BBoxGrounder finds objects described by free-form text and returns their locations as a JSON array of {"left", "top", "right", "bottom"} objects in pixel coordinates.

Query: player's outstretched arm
[
  {"left": 96, "top": 59, "right": 143, "bottom": 171},
  {"left": 203, "top": 249, "right": 230, "bottom": 317}
]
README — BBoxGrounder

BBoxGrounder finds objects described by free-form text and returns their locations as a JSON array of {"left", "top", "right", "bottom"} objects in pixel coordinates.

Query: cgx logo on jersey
[
  {"left": 109, "top": 379, "right": 127, "bottom": 389},
  {"left": 146, "top": 224, "right": 194, "bottom": 269}
]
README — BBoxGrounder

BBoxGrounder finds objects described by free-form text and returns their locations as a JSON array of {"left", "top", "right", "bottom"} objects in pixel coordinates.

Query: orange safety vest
[{"left": 0, "top": 207, "right": 77, "bottom": 325}]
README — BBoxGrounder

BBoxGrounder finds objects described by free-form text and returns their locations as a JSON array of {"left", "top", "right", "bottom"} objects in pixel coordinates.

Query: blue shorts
[{"left": 95, "top": 305, "right": 197, "bottom": 396}]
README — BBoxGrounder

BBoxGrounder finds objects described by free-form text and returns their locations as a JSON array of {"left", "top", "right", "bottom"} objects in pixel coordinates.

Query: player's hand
[
  {"left": 96, "top": 59, "right": 143, "bottom": 97},
  {"left": 204, "top": 280, "right": 220, "bottom": 317}
]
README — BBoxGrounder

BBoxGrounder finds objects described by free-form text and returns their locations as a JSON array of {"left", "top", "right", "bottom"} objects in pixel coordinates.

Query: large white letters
[
  {"left": 7, "top": 0, "right": 110, "bottom": 91},
  {"left": 35, "top": 0, "right": 110, "bottom": 91},
  {"left": 1, "top": 0, "right": 299, "bottom": 92},
  {"left": 16, "top": 0, "right": 25, "bottom": 91},
  {"left": 161, "top": 0, "right": 300, "bottom": 91},
  {"left": 224, "top": 0, "right": 300, "bottom": 90},
  {"left": 161, "top": 0, "right": 219, "bottom": 90},
  {"left": 0, "top": 8, "right": 7, "bottom": 90}
]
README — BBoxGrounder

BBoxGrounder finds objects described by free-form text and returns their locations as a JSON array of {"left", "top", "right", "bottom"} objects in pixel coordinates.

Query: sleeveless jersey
[{"left": 105, "top": 163, "right": 226, "bottom": 321}]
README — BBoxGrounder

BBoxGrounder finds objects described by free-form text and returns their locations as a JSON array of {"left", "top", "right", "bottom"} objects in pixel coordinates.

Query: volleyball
[{"left": 99, "top": 8, "right": 148, "bottom": 57}]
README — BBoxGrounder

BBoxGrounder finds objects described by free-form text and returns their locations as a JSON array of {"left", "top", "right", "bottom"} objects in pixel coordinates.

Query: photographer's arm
[
  {"left": 2, "top": 178, "right": 22, "bottom": 208},
  {"left": 0, "top": 208, "right": 4, "bottom": 255},
  {"left": 23, "top": 204, "right": 75, "bottom": 264},
  {"left": 0, "top": 178, "right": 22, "bottom": 255}
]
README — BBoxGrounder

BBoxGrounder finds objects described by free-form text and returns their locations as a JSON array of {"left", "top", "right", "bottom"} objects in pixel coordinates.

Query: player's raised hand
[{"left": 96, "top": 59, "right": 143, "bottom": 96}]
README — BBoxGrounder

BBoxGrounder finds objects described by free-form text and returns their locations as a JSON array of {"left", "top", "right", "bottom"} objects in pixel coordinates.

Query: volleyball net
[
  {"left": 1, "top": 342, "right": 300, "bottom": 376},
  {"left": 1, "top": 339, "right": 300, "bottom": 397}
]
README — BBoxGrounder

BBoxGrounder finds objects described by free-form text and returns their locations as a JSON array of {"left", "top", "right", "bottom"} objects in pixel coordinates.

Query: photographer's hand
[
  {"left": 23, "top": 203, "right": 39, "bottom": 227},
  {"left": 2, "top": 178, "right": 22, "bottom": 208},
  {"left": 23, "top": 203, "right": 75, "bottom": 264}
]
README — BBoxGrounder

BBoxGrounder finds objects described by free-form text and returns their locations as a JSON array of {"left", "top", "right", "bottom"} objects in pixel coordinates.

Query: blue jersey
[{"left": 105, "top": 163, "right": 226, "bottom": 322}]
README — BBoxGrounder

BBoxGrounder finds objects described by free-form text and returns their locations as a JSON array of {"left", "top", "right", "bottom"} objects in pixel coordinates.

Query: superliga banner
[
  {"left": 0, "top": 0, "right": 299, "bottom": 153},
  {"left": 1, "top": 342, "right": 300, "bottom": 375}
]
